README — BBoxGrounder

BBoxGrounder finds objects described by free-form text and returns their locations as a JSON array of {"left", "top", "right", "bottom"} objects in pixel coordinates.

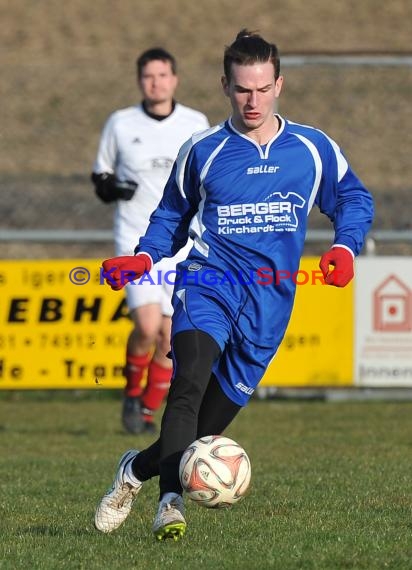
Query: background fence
[{"left": 2, "top": 52, "right": 411, "bottom": 258}]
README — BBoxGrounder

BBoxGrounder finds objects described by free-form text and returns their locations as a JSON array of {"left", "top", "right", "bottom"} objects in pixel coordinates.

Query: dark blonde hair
[{"left": 223, "top": 29, "right": 280, "bottom": 81}]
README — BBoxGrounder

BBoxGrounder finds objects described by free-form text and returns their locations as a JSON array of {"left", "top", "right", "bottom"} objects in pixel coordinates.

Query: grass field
[{"left": 1, "top": 393, "right": 412, "bottom": 569}]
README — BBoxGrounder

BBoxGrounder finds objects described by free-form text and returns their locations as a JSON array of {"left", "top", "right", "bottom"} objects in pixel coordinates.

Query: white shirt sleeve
[{"left": 92, "top": 114, "right": 118, "bottom": 174}]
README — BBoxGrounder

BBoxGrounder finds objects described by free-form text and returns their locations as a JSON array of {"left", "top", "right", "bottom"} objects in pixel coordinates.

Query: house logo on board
[{"left": 373, "top": 274, "right": 412, "bottom": 332}]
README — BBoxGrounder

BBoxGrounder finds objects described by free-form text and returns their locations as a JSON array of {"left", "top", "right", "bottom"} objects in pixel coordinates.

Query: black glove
[{"left": 91, "top": 172, "right": 137, "bottom": 203}]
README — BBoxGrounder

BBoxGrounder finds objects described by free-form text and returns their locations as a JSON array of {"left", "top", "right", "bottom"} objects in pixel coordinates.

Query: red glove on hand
[
  {"left": 101, "top": 253, "right": 152, "bottom": 291},
  {"left": 319, "top": 246, "right": 354, "bottom": 287}
]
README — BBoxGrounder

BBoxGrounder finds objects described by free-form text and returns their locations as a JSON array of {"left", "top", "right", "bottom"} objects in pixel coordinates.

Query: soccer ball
[{"left": 179, "top": 435, "right": 251, "bottom": 508}]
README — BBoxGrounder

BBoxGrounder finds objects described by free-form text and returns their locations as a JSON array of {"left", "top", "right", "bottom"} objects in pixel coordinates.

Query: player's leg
[
  {"left": 96, "top": 287, "right": 231, "bottom": 538},
  {"left": 158, "top": 330, "right": 221, "bottom": 494},
  {"left": 122, "top": 263, "right": 168, "bottom": 433},
  {"left": 125, "top": 377, "right": 241, "bottom": 488},
  {"left": 122, "top": 302, "right": 162, "bottom": 433},
  {"left": 150, "top": 286, "right": 233, "bottom": 539},
  {"left": 94, "top": 374, "right": 240, "bottom": 535},
  {"left": 140, "top": 315, "right": 173, "bottom": 433},
  {"left": 153, "top": 329, "right": 221, "bottom": 540},
  {"left": 138, "top": 256, "right": 180, "bottom": 431},
  {"left": 95, "top": 329, "right": 221, "bottom": 537},
  {"left": 196, "top": 373, "right": 242, "bottom": 438},
  {"left": 114, "top": 238, "right": 149, "bottom": 433}
]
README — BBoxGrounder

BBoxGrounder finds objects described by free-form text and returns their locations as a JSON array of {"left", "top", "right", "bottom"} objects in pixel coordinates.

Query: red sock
[
  {"left": 141, "top": 361, "right": 172, "bottom": 420},
  {"left": 124, "top": 352, "right": 151, "bottom": 397}
]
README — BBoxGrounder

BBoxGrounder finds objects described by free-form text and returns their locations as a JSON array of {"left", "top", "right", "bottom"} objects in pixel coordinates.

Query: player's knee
[{"left": 135, "top": 323, "right": 158, "bottom": 344}]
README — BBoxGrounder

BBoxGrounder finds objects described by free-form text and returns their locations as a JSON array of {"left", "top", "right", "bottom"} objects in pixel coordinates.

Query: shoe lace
[
  {"left": 163, "top": 500, "right": 183, "bottom": 515},
  {"left": 110, "top": 483, "right": 138, "bottom": 509}
]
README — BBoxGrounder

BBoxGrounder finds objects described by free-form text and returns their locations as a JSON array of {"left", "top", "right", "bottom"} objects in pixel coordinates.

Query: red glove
[
  {"left": 101, "top": 253, "right": 152, "bottom": 290},
  {"left": 319, "top": 246, "right": 354, "bottom": 287}
]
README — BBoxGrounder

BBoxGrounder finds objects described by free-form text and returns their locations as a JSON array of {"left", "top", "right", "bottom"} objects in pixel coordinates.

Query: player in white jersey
[
  {"left": 91, "top": 48, "right": 209, "bottom": 434},
  {"left": 95, "top": 31, "right": 373, "bottom": 541}
]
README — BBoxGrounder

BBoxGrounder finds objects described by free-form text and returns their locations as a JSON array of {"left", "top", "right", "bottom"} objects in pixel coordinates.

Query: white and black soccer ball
[{"left": 179, "top": 435, "right": 251, "bottom": 508}]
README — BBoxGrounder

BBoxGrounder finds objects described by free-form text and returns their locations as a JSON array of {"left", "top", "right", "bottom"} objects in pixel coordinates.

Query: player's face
[
  {"left": 139, "top": 60, "right": 178, "bottom": 105},
  {"left": 222, "top": 62, "right": 283, "bottom": 137}
]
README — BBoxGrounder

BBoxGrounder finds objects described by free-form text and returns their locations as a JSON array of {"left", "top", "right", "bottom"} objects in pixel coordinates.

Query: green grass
[{"left": 1, "top": 394, "right": 412, "bottom": 569}]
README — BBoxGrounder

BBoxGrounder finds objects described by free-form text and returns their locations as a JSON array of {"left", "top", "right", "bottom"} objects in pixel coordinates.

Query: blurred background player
[{"left": 91, "top": 48, "right": 209, "bottom": 434}]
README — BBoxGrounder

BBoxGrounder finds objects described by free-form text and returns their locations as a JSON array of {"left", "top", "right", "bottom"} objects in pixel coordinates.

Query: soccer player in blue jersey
[{"left": 94, "top": 29, "right": 374, "bottom": 541}]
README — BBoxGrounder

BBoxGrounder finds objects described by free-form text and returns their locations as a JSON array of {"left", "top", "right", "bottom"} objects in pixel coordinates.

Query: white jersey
[{"left": 93, "top": 102, "right": 209, "bottom": 252}]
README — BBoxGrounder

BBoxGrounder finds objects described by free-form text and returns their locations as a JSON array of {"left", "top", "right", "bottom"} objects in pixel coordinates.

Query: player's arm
[
  {"left": 316, "top": 138, "right": 374, "bottom": 286},
  {"left": 91, "top": 113, "right": 138, "bottom": 203}
]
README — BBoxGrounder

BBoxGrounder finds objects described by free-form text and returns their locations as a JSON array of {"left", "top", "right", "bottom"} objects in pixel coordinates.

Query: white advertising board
[{"left": 355, "top": 257, "right": 412, "bottom": 386}]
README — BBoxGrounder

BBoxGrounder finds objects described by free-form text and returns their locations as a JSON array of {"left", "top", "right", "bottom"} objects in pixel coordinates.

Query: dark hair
[
  {"left": 223, "top": 29, "right": 280, "bottom": 81},
  {"left": 136, "top": 47, "right": 177, "bottom": 79}
]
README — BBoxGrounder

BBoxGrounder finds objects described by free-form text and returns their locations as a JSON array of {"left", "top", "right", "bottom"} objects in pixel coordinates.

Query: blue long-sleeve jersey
[{"left": 136, "top": 115, "right": 373, "bottom": 358}]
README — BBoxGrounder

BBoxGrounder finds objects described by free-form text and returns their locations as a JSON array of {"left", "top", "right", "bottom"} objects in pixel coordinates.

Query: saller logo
[
  {"left": 247, "top": 165, "right": 280, "bottom": 175},
  {"left": 235, "top": 382, "right": 254, "bottom": 395}
]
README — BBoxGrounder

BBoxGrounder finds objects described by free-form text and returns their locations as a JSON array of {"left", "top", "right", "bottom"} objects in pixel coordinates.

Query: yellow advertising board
[
  {"left": 0, "top": 258, "right": 353, "bottom": 390},
  {"left": 261, "top": 257, "right": 354, "bottom": 386},
  {"left": 0, "top": 260, "right": 133, "bottom": 390}
]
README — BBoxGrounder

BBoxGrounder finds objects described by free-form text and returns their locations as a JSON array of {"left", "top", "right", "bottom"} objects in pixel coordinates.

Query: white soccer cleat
[
  {"left": 152, "top": 493, "right": 186, "bottom": 541},
  {"left": 94, "top": 450, "right": 142, "bottom": 533}
]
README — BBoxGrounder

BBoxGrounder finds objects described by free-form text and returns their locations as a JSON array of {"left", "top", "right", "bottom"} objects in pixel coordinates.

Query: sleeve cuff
[
  {"left": 134, "top": 251, "right": 154, "bottom": 268},
  {"left": 332, "top": 244, "right": 355, "bottom": 258}
]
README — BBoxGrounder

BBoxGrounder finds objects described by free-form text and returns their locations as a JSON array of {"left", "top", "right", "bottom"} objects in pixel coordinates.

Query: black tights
[{"left": 132, "top": 330, "right": 241, "bottom": 497}]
